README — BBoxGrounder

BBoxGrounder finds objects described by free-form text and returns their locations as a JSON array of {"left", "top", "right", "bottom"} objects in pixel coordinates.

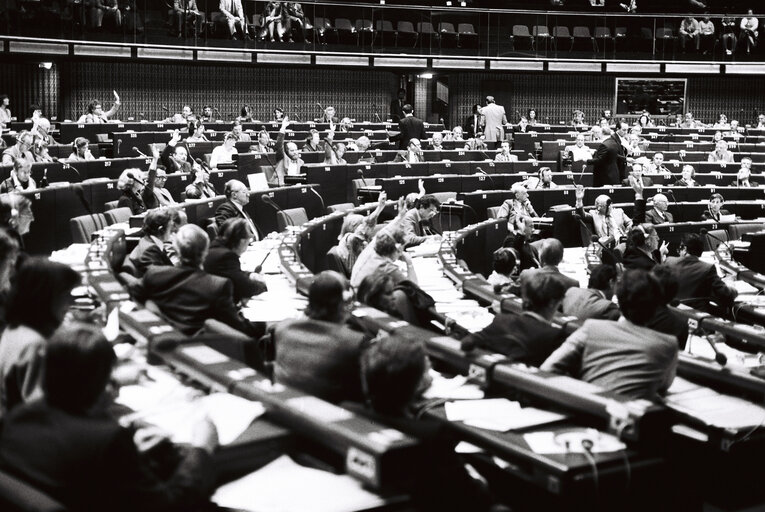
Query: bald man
[
  {"left": 215, "top": 179, "right": 259, "bottom": 239},
  {"left": 644, "top": 193, "right": 674, "bottom": 224},
  {"left": 481, "top": 96, "right": 508, "bottom": 143}
]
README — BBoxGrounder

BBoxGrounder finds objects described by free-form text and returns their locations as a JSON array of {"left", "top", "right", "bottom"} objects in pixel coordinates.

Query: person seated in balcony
[
  {"left": 565, "top": 133, "right": 594, "bottom": 162},
  {"left": 282, "top": 2, "right": 311, "bottom": 43},
  {"left": 260, "top": 1, "right": 281, "bottom": 41},
  {"left": 66, "top": 137, "right": 95, "bottom": 162},
  {"left": 679, "top": 16, "right": 700, "bottom": 53},
  {"left": 673, "top": 164, "right": 700, "bottom": 187},
  {"left": 740, "top": 9, "right": 759, "bottom": 55},
  {"left": 172, "top": 0, "right": 203, "bottom": 37},
  {"left": 76, "top": 91, "right": 120, "bottom": 124},
  {"left": 733, "top": 158, "right": 760, "bottom": 187},
  {"left": 721, "top": 14, "right": 738, "bottom": 56},
  {"left": 219, "top": 0, "right": 248, "bottom": 40},
  {"left": 708, "top": 139, "right": 735, "bottom": 163}
]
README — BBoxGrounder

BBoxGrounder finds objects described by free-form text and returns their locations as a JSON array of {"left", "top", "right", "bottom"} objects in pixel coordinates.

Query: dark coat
[
  {"left": 204, "top": 240, "right": 266, "bottom": 303},
  {"left": 589, "top": 134, "right": 627, "bottom": 187}
]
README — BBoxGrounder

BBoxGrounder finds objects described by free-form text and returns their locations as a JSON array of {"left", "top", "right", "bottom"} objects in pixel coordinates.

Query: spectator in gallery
[
  {"left": 76, "top": 91, "right": 121, "bottom": 124},
  {"left": 740, "top": 9, "right": 759, "bottom": 55},
  {"left": 260, "top": 1, "right": 282, "bottom": 42},
  {"left": 219, "top": 0, "right": 248, "bottom": 40},
  {"left": 282, "top": 2, "right": 311, "bottom": 43},
  {"left": 698, "top": 16, "right": 715, "bottom": 54},
  {"left": 95, "top": 0, "right": 122, "bottom": 31},
  {"left": 66, "top": 137, "right": 95, "bottom": 162},
  {"left": 679, "top": 16, "right": 700, "bottom": 52},
  {"left": 708, "top": 139, "right": 735, "bottom": 163},
  {"left": 173, "top": 0, "right": 203, "bottom": 38},
  {"left": 721, "top": 14, "right": 738, "bottom": 56}
]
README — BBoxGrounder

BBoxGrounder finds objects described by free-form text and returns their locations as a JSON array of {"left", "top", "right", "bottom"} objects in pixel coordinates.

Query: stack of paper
[{"left": 444, "top": 398, "right": 567, "bottom": 432}]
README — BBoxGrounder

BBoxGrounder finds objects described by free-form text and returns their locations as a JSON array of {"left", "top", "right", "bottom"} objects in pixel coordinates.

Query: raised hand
[
  {"left": 113, "top": 90, "right": 120, "bottom": 104},
  {"left": 575, "top": 184, "right": 585, "bottom": 202}
]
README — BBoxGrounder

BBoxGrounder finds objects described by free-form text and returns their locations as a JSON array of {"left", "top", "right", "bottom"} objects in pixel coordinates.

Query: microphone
[
  {"left": 138, "top": 112, "right": 145, "bottom": 121},
  {"left": 664, "top": 188, "right": 679, "bottom": 206},
  {"left": 195, "top": 157, "right": 211, "bottom": 171},
  {"left": 704, "top": 336, "right": 728, "bottom": 366},
  {"left": 316, "top": 102, "right": 324, "bottom": 116},
  {"left": 132, "top": 147, "right": 147, "bottom": 158},
  {"left": 527, "top": 152, "right": 537, "bottom": 161},
  {"left": 308, "top": 186, "right": 325, "bottom": 214},
  {"left": 161, "top": 105, "right": 170, "bottom": 113},
  {"left": 357, "top": 168, "right": 370, "bottom": 188},
  {"left": 371, "top": 104, "right": 383, "bottom": 123},
  {"left": 700, "top": 228, "right": 735, "bottom": 261},
  {"left": 292, "top": 106, "right": 303, "bottom": 123},
  {"left": 261, "top": 194, "right": 293, "bottom": 226},
  {"left": 474, "top": 166, "right": 497, "bottom": 189},
  {"left": 126, "top": 171, "right": 145, "bottom": 186}
]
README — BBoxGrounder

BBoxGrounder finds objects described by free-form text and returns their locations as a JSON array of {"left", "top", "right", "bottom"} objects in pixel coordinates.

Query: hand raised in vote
[
  {"left": 629, "top": 174, "right": 644, "bottom": 196},
  {"left": 659, "top": 240, "right": 669, "bottom": 259},
  {"left": 113, "top": 90, "right": 120, "bottom": 104},
  {"left": 574, "top": 184, "right": 585, "bottom": 201}
]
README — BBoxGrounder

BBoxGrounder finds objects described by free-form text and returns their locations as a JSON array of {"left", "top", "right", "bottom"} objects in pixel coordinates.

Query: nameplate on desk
[
  {"left": 149, "top": 325, "right": 174, "bottom": 335},
  {"left": 286, "top": 396, "right": 353, "bottom": 423}
]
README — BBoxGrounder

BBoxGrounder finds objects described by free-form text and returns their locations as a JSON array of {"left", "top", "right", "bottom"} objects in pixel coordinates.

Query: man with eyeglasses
[
  {"left": 644, "top": 193, "right": 674, "bottom": 224},
  {"left": 152, "top": 169, "right": 177, "bottom": 207},
  {"left": 1, "top": 131, "right": 34, "bottom": 167}
]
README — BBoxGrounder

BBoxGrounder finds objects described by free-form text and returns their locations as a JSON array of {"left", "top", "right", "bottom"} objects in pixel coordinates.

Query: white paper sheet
[{"left": 444, "top": 399, "right": 567, "bottom": 432}]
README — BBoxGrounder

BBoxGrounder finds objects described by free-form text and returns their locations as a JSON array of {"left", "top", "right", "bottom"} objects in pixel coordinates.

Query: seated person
[
  {"left": 444, "top": 126, "right": 464, "bottom": 142},
  {"left": 561, "top": 263, "right": 620, "bottom": 321},
  {"left": 161, "top": 130, "right": 199, "bottom": 173},
  {"left": 428, "top": 132, "right": 444, "bottom": 150},
  {"left": 126, "top": 209, "right": 175, "bottom": 277},
  {"left": 66, "top": 137, "right": 95, "bottom": 162},
  {"left": 231, "top": 120, "right": 251, "bottom": 142},
  {"left": 116, "top": 164, "right": 158, "bottom": 215},
  {"left": 357, "top": 273, "right": 400, "bottom": 318},
  {"left": 204, "top": 218, "right": 267, "bottom": 303},
  {"left": 186, "top": 119, "right": 208, "bottom": 143},
  {"left": 647, "top": 265, "right": 689, "bottom": 350},
  {"left": 621, "top": 162, "right": 653, "bottom": 187},
  {"left": 76, "top": 92, "right": 121, "bottom": 123},
  {"left": 674, "top": 164, "right": 700, "bottom": 187},
  {"left": 564, "top": 133, "right": 594, "bottom": 162},
  {"left": 644, "top": 193, "right": 673, "bottom": 224},
  {"left": 152, "top": 169, "right": 177, "bottom": 207},
  {"left": 463, "top": 135, "right": 487, "bottom": 152},
  {"left": 0, "top": 158, "right": 36, "bottom": 193},
  {"left": 394, "top": 138, "right": 425, "bottom": 163},
  {"left": 733, "top": 157, "right": 759, "bottom": 187},
  {"left": 184, "top": 168, "right": 218, "bottom": 200},
  {"left": 0, "top": 323, "right": 218, "bottom": 511},
  {"left": 267, "top": 117, "right": 304, "bottom": 186},
  {"left": 701, "top": 193, "right": 731, "bottom": 222},
  {"left": 31, "top": 136, "right": 54, "bottom": 164},
  {"left": 350, "top": 230, "right": 418, "bottom": 289},
  {"left": 646, "top": 152, "right": 672, "bottom": 177},
  {"left": 163, "top": 105, "right": 195, "bottom": 124},
  {"left": 502, "top": 217, "right": 541, "bottom": 272},
  {"left": 271, "top": 271, "right": 368, "bottom": 403},
  {"left": 380, "top": 194, "right": 440, "bottom": 248},
  {"left": 131, "top": 224, "right": 263, "bottom": 338},
  {"left": 332, "top": 194, "right": 387, "bottom": 275},
  {"left": 708, "top": 139, "right": 735, "bottom": 163},
  {"left": 461, "top": 272, "right": 568, "bottom": 366},
  {"left": 575, "top": 185, "right": 633, "bottom": 246},
  {"left": 523, "top": 166, "right": 558, "bottom": 189},
  {"left": 487, "top": 247, "right": 517, "bottom": 292},
  {"left": 352, "top": 135, "right": 376, "bottom": 164},
  {"left": 214, "top": 180, "right": 258, "bottom": 238},
  {"left": 621, "top": 224, "right": 667, "bottom": 271},
  {"left": 250, "top": 129, "right": 273, "bottom": 154},
  {"left": 542, "top": 269, "right": 679, "bottom": 401},
  {"left": 494, "top": 140, "right": 518, "bottom": 162},
  {"left": 303, "top": 129, "right": 322, "bottom": 152},
  {"left": 209, "top": 132, "right": 238, "bottom": 169},
  {"left": 663, "top": 233, "right": 737, "bottom": 312},
  {"left": 498, "top": 183, "right": 538, "bottom": 233},
  {"left": 1, "top": 131, "right": 34, "bottom": 166},
  {"left": 322, "top": 131, "right": 347, "bottom": 165},
  {"left": 519, "top": 238, "right": 579, "bottom": 290},
  {"left": 315, "top": 106, "right": 338, "bottom": 124}
]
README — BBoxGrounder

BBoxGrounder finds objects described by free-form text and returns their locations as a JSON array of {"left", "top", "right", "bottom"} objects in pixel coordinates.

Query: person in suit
[
  {"left": 393, "top": 137, "right": 425, "bottom": 163},
  {"left": 75, "top": 91, "right": 121, "bottom": 124},
  {"left": 575, "top": 184, "right": 634, "bottom": 245},
  {"left": 587, "top": 122, "right": 629, "bottom": 187},
  {"left": 266, "top": 117, "right": 304, "bottom": 186},
  {"left": 673, "top": 164, "right": 700, "bottom": 187},
  {"left": 562, "top": 263, "right": 620, "bottom": 321},
  {"left": 390, "top": 88, "right": 406, "bottom": 123},
  {"left": 231, "top": 120, "right": 251, "bottom": 143},
  {"left": 1, "top": 131, "right": 34, "bottom": 167},
  {"left": 303, "top": 129, "right": 323, "bottom": 152},
  {"left": 701, "top": 193, "right": 731, "bottom": 222},
  {"left": 271, "top": 270, "right": 369, "bottom": 403},
  {"left": 622, "top": 224, "right": 668, "bottom": 271},
  {"left": 184, "top": 168, "right": 218, "bottom": 200},
  {"left": 214, "top": 179, "right": 259, "bottom": 239},
  {"left": 315, "top": 106, "right": 339, "bottom": 124},
  {"left": 733, "top": 158, "right": 760, "bottom": 187},
  {"left": 620, "top": 162, "right": 653, "bottom": 187},
  {"left": 481, "top": 95, "right": 508, "bottom": 143},
  {"left": 708, "top": 139, "right": 735, "bottom": 163},
  {"left": 186, "top": 119, "right": 209, "bottom": 143},
  {"left": 498, "top": 183, "right": 538, "bottom": 233},
  {"left": 463, "top": 103, "right": 484, "bottom": 139},
  {"left": 428, "top": 131, "right": 444, "bottom": 150},
  {"left": 461, "top": 272, "right": 568, "bottom": 366},
  {"left": 125, "top": 208, "right": 175, "bottom": 277},
  {"left": 647, "top": 265, "right": 689, "bottom": 349},
  {"left": 518, "top": 238, "right": 579, "bottom": 291},
  {"left": 380, "top": 194, "right": 440, "bottom": 248},
  {"left": 350, "top": 230, "right": 418, "bottom": 289},
  {"left": 0, "top": 323, "right": 218, "bottom": 511},
  {"left": 152, "top": 169, "right": 177, "bottom": 207},
  {"left": 131, "top": 224, "right": 263, "bottom": 338},
  {"left": 219, "top": 0, "right": 248, "bottom": 39},
  {"left": 644, "top": 193, "right": 674, "bottom": 224},
  {"left": 390, "top": 104, "right": 426, "bottom": 150},
  {"left": 663, "top": 233, "right": 737, "bottom": 312},
  {"left": 161, "top": 130, "right": 198, "bottom": 173},
  {"left": 495, "top": 140, "right": 518, "bottom": 162},
  {"left": 205, "top": 218, "right": 266, "bottom": 304},
  {"left": 523, "top": 166, "right": 558, "bottom": 189},
  {"left": 541, "top": 269, "right": 679, "bottom": 402}
]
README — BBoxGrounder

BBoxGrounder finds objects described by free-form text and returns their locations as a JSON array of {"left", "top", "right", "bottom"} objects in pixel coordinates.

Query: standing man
[
  {"left": 389, "top": 104, "right": 426, "bottom": 151},
  {"left": 463, "top": 104, "right": 484, "bottom": 139},
  {"left": 587, "top": 122, "right": 629, "bottom": 187},
  {"left": 389, "top": 88, "right": 406, "bottom": 123},
  {"left": 481, "top": 96, "right": 508, "bottom": 143}
]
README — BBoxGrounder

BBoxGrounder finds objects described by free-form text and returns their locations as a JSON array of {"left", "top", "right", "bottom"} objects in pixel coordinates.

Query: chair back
[
  {"left": 0, "top": 469, "right": 66, "bottom": 512},
  {"left": 105, "top": 207, "right": 133, "bottom": 225},
  {"left": 276, "top": 207, "right": 309, "bottom": 231},
  {"left": 104, "top": 200, "right": 120, "bottom": 211},
  {"left": 69, "top": 213, "right": 108, "bottom": 244},
  {"left": 325, "top": 245, "right": 350, "bottom": 277}
]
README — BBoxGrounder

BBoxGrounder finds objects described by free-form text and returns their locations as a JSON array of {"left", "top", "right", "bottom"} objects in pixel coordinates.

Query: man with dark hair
[
  {"left": 205, "top": 218, "right": 266, "bottom": 303},
  {"left": 161, "top": 130, "right": 197, "bottom": 173},
  {"left": 487, "top": 247, "right": 516, "bottom": 291},
  {"left": 267, "top": 117, "right": 304, "bottom": 186},
  {"left": 390, "top": 88, "right": 406, "bottom": 123},
  {"left": 461, "top": 272, "right": 568, "bottom": 366},
  {"left": 271, "top": 270, "right": 367, "bottom": 403},
  {"left": 663, "top": 233, "right": 737, "bottom": 312},
  {"left": 0, "top": 323, "right": 218, "bottom": 511},
  {"left": 463, "top": 103, "right": 484, "bottom": 139},
  {"left": 76, "top": 91, "right": 121, "bottom": 124},
  {"left": 132, "top": 224, "right": 262, "bottom": 338},
  {"left": 519, "top": 238, "right": 579, "bottom": 291},
  {"left": 382, "top": 194, "right": 440, "bottom": 248},
  {"left": 647, "top": 265, "right": 689, "bottom": 349},
  {"left": 481, "top": 95, "right": 508, "bottom": 143},
  {"left": 561, "top": 263, "right": 620, "bottom": 320},
  {"left": 390, "top": 104, "right": 426, "bottom": 150},
  {"left": 215, "top": 179, "right": 258, "bottom": 239},
  {"left": 587, "top": 120, "right": 629, "bottom": 186},
  {"left": 541, "top": 269, "right": 679, "bottom": 401}
]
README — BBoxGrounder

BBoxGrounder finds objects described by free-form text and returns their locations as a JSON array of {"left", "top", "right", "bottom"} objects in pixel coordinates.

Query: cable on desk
[{"left": 581, "top": 440, "right": 600, "bottom": 499}]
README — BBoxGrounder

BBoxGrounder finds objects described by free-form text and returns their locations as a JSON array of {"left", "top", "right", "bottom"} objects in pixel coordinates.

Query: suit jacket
[
  {"left": 646, "top": 305, "right": 689, "bottom": 350},
  {"left": 519, "top": 265, "right": 579, "bottom": 291},
  {"left": 381, "top": 208, "right": 428, "bottom": 247},
  {"left": 131, "top": 265, "right": 261, "bottom": 337},
  {"left": 461, "top": 312, "right": 568, "bottom": 367},
  {"left": 621, "top": 176, "right": 653, "bottom": 187},
  {"left": 393, "top": 115, "right": 427, "bottom": 150},
  {"left": 588, "top": 134, "right": 627, "bottom": 187},
  {"left": 701, "top": 208, "right": 732, "bottom": 222},
  {"left": 673, "top": 178, "right": 699, "bottom": 187},
  {"left": 160, "top": 143, "right": 193, "bottom": 173},
  {"left": 393, "top": 150, "right": 425, "bottom": 164},
  {"left": 272, "top": 317, "right": 368, "bottom": 403},
  {"left": 128, "top": 236, "right": 173, "bottom": 277},
  {"left": 561, "top": 287, "right": 620, "bottom": 321},
  {"left": 541, "top": 317, "right": 678, "bottom": 401},
  {"left": 663, "top": 255, "right": 737, "bottom": 310},
  {"left": 481, "top": 103, "right": 508, "bottom": 142},
  {"left": 204, "top": 240, "right": 266, "bottom": 303},
  {"left": 622, "top": 247, "right": 658, "bottom": 271},
  {"left": 644, "top": 207, "right": 674, "bottom": 224},
  {"left": 463, "top": 113, "right": 485, "bottom": 139},
  {"left": 214, "top": 199, "right": 259, "bottom": 240},
  {"left": 390, "top": 98, "right": 405, "bottom": 123},
  {"left": 0, "top": 399, "right": 214, "bottom": 511}
]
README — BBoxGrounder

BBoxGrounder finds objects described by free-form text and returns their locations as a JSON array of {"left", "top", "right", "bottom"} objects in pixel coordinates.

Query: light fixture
[
  {"left": 38, "top": 62, "right": 53, "bottom": 70},
  {"left": 419, "top": 72, "right": 434, "bottom": 79}
]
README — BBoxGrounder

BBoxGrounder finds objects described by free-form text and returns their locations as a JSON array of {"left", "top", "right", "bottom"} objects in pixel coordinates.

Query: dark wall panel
[{"left": 0, "top": 62, "right": 60, "bottom": 121}]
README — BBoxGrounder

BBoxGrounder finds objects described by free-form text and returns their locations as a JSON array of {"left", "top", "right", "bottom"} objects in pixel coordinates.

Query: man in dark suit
[
  {"left": 518, "top": 238, "right": 580, "bottom": 291},
  {"left": 644, "top": 193, "right": 674, "bottom": 224},
  {"left": 587, "top": 121, "right": 629, "bottom": 187},
  {"left": 463, "top": 103, "right": 485, "bottom": 139},
  {"left": 663, "top": 233, "right": 738, "bottom": 312},
  {"left": 270, "top": 271, "right": 368, "bottom": 403},
  {"left": 389, "top": 88, "right": 406, "bottom": 123},
  {"left": 0, "top": 324, "right": 218, "bottom": 511},
  {"left": 126, "top": 209, "right": 175, "bottom": 277},
  {"left": 390, "top": 104, "right": 426, "bottom": 150},
  {"left": 461, "top": 272, "right": 568, "bottom": 366},
  {"left": 214, "top": 179, "right": 259, "bottom": 240},
  {"left": 205, "top": 218, "right": 267, "bottom": 303},
  {"left": 561, "top": 263, "right": 620, "bottom": 321},
  {"left": 393, "top": 137, "right": 425, "bottom": 164},
  {"left": 131, "top": 224, "right": 263, "bottom": 338}
]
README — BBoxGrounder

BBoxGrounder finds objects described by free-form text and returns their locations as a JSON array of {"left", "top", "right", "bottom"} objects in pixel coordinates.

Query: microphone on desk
[
  {"left": 261, "top": 194, "right": 293, "bottom": 226},
  {"left": 132, "top": 147, "right": 148, "bottom": 158},
  {"left": 527, "top": 152, "right": 537, "bottom": 161},
  {"left": 474, "top": 167, "right": 497, "bottom": 189},
  {"left": 161, "top": 105, "right": 170, "bottom": 113},
  {"left": 700, "top": 228, "right": 737, "bottom": 263},
  {"left": 357, "top": 168, "right": 370, "bottom": 188},
  {"left": 664, "top": 188, "right": 679, "bottom": 206},
  {"left": 195, "top": 158, "right": 211, "bottom": 171},
  {"left": 371, "top": 104, "right": 383, "bottom": 123},
  {"left": 705, "top": 334, "right": 728, "bottom": 366},
  {"left": 308, "top": 186, "right": 325, "bottom": 214}
]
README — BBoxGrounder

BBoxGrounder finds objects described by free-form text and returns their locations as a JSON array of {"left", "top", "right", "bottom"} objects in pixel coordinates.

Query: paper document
[
  {"left": 445, "top": 399, "right": 567, "bottom": 432},
  {"left": 212, "top": 455, "right": 387, "bottom": 512},
  {"left": 423, "top": 372, "right": 485, "bottom": 400}
]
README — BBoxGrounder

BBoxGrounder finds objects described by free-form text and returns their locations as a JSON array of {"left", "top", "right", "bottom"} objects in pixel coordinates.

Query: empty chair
[
  {"left": 335, "top": 17, "right": 357, "bottom": 44},
  {"left": 276, "top": 207, "right": 309, "bottom": 231},
  {"left": 104, "top": 199, "right": 120, "bottom": 211},
  {"left": 70, "top": 213, "right": 109, "bottom": 244},
  {"left": 438, "top": 22, "right": 459, "bottom": 48},
  {"left": 104, "top": 207, "right": 133, "bottom": 225},
  {"left": 594, "top": 26, "right": 613, "bottom": 52},
  {"left": 655, "top": 27, "right": 675, "bottom": 54},
  {"left": 728, "top": 223, "right": 765, "bottom": 240},
  {"left": 511, "top": 25, "right": 533, "bottom": 51},
  {"left": 326, "top": 202, "right": 355, "bottom": 214},
  {"left": 457, "top": 23, "right": 478, "bottom": 49},
  {"left": 532, "top": 25, "right": 552, "bottom": 53},
  {"left": 552, "top": 26, "right": 573, "bottom": 52},
  {"left": 396, "top": 21, "right": 418, "bottom": 47},
  {"left": 417, "top": 21, "right": 438, "bottom": 48},
  {"left": 573, "top": 26, "right": 596, "bottom": 52},
  {"left": 374, "top": 19, "right": 396, "bottom": 47},
  {"left": 355, "top": 18, "right": 374, "bottom": 46},
  {"left": 704, "top": 229, "right": 729, "bottom": 252},
  {"left": 313, "top": 17, "right": 335, "bottom": 44},
  {"left": 487, "top": 206, "right": 501, "bottom": 219}
]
